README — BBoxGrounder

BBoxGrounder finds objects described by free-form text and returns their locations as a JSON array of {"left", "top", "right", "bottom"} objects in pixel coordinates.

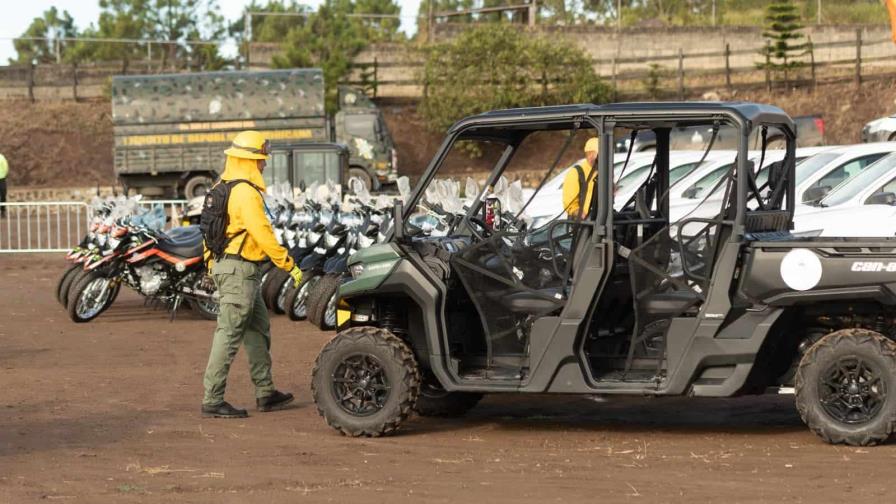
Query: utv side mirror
[
  {"left": 392, "top": 201, "right": 404, "bottom": 240},
  {"left": 866, "top": 192, "right": 896, "bottom": 206},
  {"left": 802, "top": 185, "right": 831, "bottom": 203},
  {"left": 683, "top": 186, "right": 701, "bottom": 199}
]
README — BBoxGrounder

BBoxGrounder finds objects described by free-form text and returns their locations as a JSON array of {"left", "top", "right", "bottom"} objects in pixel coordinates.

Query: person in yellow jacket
[
  {"left": 0, "top": 152, "right": 8, "bottom": 218},
  {"left": 201, "top": 131, "right": 303, "bottom": 419},
  {"left": 561, "top": 137, "right": 599, "bottom": 218}
]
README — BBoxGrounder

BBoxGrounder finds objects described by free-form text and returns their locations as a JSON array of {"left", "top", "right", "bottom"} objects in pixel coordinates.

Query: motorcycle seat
[{"left": 157, "top": 225, "right": 204, "bottom": 258}]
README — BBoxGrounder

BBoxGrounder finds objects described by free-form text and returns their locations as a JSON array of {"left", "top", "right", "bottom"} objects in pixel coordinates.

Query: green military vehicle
[{"left": 111, "top": 68, "right": 397, "bottom": 198}]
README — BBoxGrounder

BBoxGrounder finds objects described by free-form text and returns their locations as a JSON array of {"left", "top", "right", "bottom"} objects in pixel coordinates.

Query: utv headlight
[{"left": 350, "top": 263, "right": 365, "bottom": 278}]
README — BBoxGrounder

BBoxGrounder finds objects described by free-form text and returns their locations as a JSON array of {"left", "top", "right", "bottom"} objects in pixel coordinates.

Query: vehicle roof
[
  {"left": 452, "top": 102, "right": 794, "bottom": 133},
  {"left": 796, "top": 143, "right": 896, "bottom": 191},
  {"left": 825, "top": 142, "right": 896, "bottom": 155}
]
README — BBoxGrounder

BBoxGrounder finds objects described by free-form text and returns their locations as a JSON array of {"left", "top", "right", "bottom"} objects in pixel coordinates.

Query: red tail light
[{"left": 814, "top": 117, "right": 825, "bottom": 138}]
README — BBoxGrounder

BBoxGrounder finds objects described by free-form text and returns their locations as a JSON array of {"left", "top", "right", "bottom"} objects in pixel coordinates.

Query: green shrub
[{"left": 420, "top": 24, "right": 612, "bottom": 132}]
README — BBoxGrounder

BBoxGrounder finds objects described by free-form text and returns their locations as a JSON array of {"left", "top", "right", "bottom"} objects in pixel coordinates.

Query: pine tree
[{"left": 758, "top": 0, "right": 808, "bottom": 86}]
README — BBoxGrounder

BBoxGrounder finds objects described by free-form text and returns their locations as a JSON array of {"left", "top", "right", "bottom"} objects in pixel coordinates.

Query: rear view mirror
[
  {"left": 802, "top": 185, "right": 831, "bottom": 203},
  {"left": 866, "top": 192, "right": 896, "bottom": 206}
]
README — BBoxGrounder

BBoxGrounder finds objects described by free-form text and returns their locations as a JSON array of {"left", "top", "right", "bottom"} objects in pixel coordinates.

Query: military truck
[{"left": 111, "top": 69, "right": 397, "bottom": 198}]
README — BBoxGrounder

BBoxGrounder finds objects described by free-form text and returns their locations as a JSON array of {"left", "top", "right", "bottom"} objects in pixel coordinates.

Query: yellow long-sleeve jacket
[
  {"left": 561, "top": 158, "right": 595, "bottom": 218},
  {"left": 213, "top": 156, "right": 295, "bottom": 271}
]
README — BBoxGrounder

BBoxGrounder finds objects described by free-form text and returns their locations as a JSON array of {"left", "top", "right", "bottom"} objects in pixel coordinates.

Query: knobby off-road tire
[
  {"left": 301, "top": 274, "right": 324, "bottom": 324},
  {"left": 795, "top": 328, "right": 896, "bottom": 446},
  {"left": 67, "top": 272, "right": 116, "bottom": 323},
  {"left": 262, "top": 268, "right": 289, "bottom": 314},
  {"left": 63, "top": 269, "right": 91, "bottom": 308},
  {"left": 415, "top": 375, "right": 483, "bottom": 417},
  {"left": 307, "top": 273, "right": 341, "bottom": 331},
  {"left": 286, "top": 273, "right": 316, "bottom": 321},
  {"left": 312, "top": 327, "right": 420, "bottom": 437},
  {"left": 56, "top": 264, "right": 81, "bottom": 305}
]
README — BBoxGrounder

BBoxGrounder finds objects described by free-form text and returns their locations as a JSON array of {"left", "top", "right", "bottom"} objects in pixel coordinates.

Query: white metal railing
[
  {"left": 0, "top": 201, "right": 90, "bottom": 253},
  {"left": 0, "top": 199, "right": 190, "bottom": 253}
]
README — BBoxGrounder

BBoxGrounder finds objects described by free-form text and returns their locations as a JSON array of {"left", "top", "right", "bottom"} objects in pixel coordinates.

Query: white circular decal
[{"left": 780, "top": 248, "right": 822, "bottom": 291}]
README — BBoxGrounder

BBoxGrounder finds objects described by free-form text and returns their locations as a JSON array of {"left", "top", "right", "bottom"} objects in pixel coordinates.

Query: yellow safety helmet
[
  {"left": 584, "top": 137, "right": 599, "bottom": 154},
  {"left": 224, "top": 130, "right": 270, "bottom": 160}
]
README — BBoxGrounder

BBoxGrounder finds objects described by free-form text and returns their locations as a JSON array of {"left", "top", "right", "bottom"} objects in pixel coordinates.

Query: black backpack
[{"left": 200, "top": 179, "right": 258, "bottom": 261}]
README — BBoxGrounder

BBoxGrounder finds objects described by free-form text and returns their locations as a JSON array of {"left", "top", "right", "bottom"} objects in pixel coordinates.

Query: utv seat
[
  {"left": 502, "top": 287, "right": 564, "bottom": 314},
  {"left": 643, "top": 290, "right": 700, "bottom": 316},
  {"left": 157, "top": 225, "right": 204, "bottom": 258}
]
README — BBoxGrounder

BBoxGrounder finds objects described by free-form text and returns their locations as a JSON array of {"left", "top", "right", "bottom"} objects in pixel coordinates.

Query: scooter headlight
[
  {"left": 325, "top": 233, "right": 340, "bottom": 248},
  {"left": 358, "top": 234, "right": 374, "bottom": 248}
]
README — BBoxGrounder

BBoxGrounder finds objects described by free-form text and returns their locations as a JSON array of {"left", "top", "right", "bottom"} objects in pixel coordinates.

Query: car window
[
  {"left": 794, "top": 152, "right": 840, "bottom": 184},
  {"left": 874, "top": 177, "right": 896, "bottom": 200},
  {"left": 807, "top": 153, "right": 888, "bottom": 196},
  {"left": 819, "top": 154, "right": 896, "bottom": 207},
  {"left": 669, "top": 162, "right": 699, "bottom": 185},
  {"left": 683, "top": 164, "right": 732, "bottom": 198}
]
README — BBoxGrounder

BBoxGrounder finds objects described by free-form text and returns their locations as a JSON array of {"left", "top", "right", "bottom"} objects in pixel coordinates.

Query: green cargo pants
[{"left": 202, "top": 258, "right": 276, "bottom": 406}]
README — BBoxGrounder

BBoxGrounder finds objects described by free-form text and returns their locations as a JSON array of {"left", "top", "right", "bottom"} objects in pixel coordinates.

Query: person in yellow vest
[
  {"left": 201, "top": 131, "right": 303, "bottom": 419},
  {"left": 561, "top": 137, "right": 599, "bottom": 218},
  {"left": 0, "top": 152, "right": 7, "bottom": 218}
]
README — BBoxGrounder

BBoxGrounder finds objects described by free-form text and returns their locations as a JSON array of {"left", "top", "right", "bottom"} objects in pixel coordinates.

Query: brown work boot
[{"left": 257, "top": 390, "right": 295, "bottom": 412}]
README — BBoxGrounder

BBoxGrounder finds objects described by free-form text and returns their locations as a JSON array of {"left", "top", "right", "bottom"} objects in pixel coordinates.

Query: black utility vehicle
[{"left": 312, "top": 102, "right": 896, "bottom": 446}]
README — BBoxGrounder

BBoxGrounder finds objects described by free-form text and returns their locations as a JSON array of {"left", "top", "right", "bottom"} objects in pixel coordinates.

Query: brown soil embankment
[{"left": 1, "top": 77, "right": 894, "bottom": 190}]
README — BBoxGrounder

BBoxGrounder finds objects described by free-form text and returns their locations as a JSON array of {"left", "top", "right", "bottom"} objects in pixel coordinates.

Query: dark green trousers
[{"left": 202, "top": 258, "right": 276, "bottom": 405}]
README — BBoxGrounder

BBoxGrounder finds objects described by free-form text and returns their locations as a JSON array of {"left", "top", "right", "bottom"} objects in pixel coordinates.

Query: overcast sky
[{"left": 0, "top": 0, "right": 420, "bottom": 64}]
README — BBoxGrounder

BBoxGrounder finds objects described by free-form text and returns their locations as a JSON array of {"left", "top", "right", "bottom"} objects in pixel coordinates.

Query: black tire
[
  {"left": 349, "top": 167, "right": 376, "bottom": 192},
  {"left": 308, "top": 273, "right": 341, "bottom": 330},
  {"left": 262, "top": 268, "right": 289, "bottom": 313},
  {"left": 415, "top": 375, "right": 483, "bottom": 417},
  {"left": 67, "top": 272, "right": 116, "bottom": 323},
  {"left": 56, "top": 264, "right": 81, "bottom": 305},
  {"left": 302, "top": 274, "right": 324, "bottom": 324},
  {"left": 795, "top": 328, "right": 896, "bottom": 446},
  {"left": 312, "top": 327, "right": 420, "bottom": 437},
  {"left": 183, "top": 174, "right": 214, "bottom": 199},
  {"left": 286, "top": 273, "right": 317, "bottom": 321},
  {"left": 62, "top": 269, "right": 90, "bottom": 308}
]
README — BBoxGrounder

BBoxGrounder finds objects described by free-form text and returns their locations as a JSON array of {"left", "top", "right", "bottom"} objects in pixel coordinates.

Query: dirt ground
[{"left": 2, "top": 254, "right": 895, "bottom": 503}]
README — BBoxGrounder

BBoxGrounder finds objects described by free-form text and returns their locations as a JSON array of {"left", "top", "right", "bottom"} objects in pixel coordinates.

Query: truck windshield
[
  {"left": 345, "top": 114, "right": 377, "bottom": 141},
  {"left": 819, "top": 153, "right": 896, "bottom": 207},
  {"left": 294, "top": 151, "right": 342, "bottom": 187}
]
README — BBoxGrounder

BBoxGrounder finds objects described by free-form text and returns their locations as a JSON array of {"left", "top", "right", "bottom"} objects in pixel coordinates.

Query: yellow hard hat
[
  {"left": 224, "top": 130, "right": 270, "bottom": 160},
  {"left": 584, "top": 137, "right": 599, "bottom": 154}
]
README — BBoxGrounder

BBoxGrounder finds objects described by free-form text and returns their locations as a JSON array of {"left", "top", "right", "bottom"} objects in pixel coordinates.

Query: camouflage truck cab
[{"left": 111, "top": 69, "right": 396, "bottom": 198}]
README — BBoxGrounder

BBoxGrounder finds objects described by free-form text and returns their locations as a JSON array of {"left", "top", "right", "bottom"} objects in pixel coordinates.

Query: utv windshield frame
[{"left": 398, "top": 102, "right": 797, "bottom": 391}]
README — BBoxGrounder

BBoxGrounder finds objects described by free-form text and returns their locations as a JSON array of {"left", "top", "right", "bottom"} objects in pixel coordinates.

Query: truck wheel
[
  {"left": 184, "top": 175, "right": 214, "bottom": 199},
  {"left": 415, "top": 375, "right": 482, "bottom": 417},
  {"left": 348, "top": 167, "right": 375, "bottom": 192},
  {"left": 795, "top": 328, "right": 896, "bottom": 446},
  {"left": 312, "top": 327, "right": 420, "bottom": 437}
]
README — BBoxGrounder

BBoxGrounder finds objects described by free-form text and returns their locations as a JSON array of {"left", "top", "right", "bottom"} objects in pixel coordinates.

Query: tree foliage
[
  {"left": 420, "top": 24, "right": 611, "bottom": 131},
  {"left": 758, "top": 0, "right": 808, "bottom": 83},
  {"left": 12, "top": 7, "right": 78, "bottom": 64}
]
